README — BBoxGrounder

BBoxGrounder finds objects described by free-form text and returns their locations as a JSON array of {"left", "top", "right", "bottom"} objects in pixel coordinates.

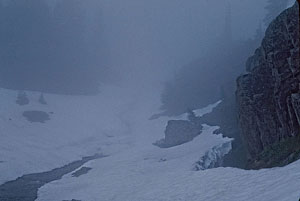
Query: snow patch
[
  {"left": 173, "top": 100, "right": 222, "bottom": 120},
  {"left": 193, "top": 100, "right": 222, "bottom": 117}
]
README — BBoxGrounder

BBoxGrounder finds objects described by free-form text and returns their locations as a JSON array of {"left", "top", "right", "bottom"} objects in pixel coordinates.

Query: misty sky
[
  {"left": 0, "top": 0, "right": 288, "bottom": 92},
  {"left": 97, "top": 0, "right": 268, "bottom": 87}
]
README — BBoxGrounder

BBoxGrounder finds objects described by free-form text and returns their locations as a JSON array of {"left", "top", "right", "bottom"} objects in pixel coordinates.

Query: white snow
[
  {"left": 170, "top": 100, "right": 222, "bottom": 120},
  {"left": 193, "top": 100, "right": 222, "bottom": 117},
  {"left": 38, "top": 160, "right": 300, "bottom": 201},
  {"left": 0, "top": 85, "right": 299, "bottom": 201},
  {"left": 0, "top": 86, "right": 137, "bottom": 184}
]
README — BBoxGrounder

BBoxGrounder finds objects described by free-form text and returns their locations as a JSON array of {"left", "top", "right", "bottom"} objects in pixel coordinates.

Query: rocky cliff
[{"left": 236, "top": 2, "right": 300, "bottom": 168}]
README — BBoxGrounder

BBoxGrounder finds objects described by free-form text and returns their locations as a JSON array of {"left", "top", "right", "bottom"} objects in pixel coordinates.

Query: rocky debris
[
  {"left": 154, "top": 118, "right": 203, "bottom": 148},
  {"left": 23, "top": 111, "right": 51, "bottom": 123},
  {"left": 71, "top": 167, "right": 92, "bottom": 178},
  {"left": 62, "top": 200, "right": 81, "bottom": 201},
  {"left": 16, "top": 91, "right": 29, "bottom": 106},
  {"left": 236, "top": 2, "right": 300, "bottom": 168},
  {"left": 158, "top": 158, "right": 167, "bottom": 162}
]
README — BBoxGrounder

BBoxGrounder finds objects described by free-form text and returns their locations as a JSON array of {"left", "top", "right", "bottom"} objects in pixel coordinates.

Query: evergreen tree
[
  {"left": 16, "top": 91, "right": 29, "bottom": 106},
  {"left": 39, "top": 93, "right": 47, "bottom": 105}
]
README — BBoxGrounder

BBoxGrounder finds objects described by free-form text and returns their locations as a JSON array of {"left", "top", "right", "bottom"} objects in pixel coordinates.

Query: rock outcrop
[
  {"left": 154, "top": 119, "right": 203, "bottom": 148},
  {"left": 236, "top": 2, "right": 300, "bottom": 167},
  {"left": 164, "top": 120, "right": 202, "bottom": 146}
]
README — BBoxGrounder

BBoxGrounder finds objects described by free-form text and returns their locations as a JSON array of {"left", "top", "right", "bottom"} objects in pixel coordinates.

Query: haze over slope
[{"left": 99, "top": 0, "right": 267, "bottom": 88}]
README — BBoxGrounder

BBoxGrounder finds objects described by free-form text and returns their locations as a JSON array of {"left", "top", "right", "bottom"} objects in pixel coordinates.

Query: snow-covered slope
[
  {"left": 0, "top": 86, "right": 139, "bottom": 184},
  {"left": 38, "top": 159, "right": 300, "bottom": 201},
  {"left": 0, "top": 85, "right": 299, "bottom": 201}
]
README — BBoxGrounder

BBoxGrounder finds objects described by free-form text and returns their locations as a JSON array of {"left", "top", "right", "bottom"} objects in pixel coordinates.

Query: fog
[
  {"left": 1, "top": 0, "right": 298, "bottom": 199},
  {"left": 99, "top": 0, "right": 267, "bottom": 88},
  {"left": 0, "top": 0, "right": 271, "bottom": 95}
]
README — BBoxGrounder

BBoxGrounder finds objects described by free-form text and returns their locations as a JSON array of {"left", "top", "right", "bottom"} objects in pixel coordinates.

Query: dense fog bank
[
  {"left": 0, "top": 0, "right": 107, "bottom": 94},
  {"left": 0, "top": 0, "right": 270, "bottom": 96}
]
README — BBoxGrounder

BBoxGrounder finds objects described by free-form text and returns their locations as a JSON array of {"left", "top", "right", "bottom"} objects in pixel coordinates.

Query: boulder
[{"left": 154, "top": 119, "right": 202, "bottom": 148}]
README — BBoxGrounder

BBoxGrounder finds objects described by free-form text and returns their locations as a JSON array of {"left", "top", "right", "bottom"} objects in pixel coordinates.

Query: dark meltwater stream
[{"left": 0, "top": 154, "right": 106, "bottom": 201}]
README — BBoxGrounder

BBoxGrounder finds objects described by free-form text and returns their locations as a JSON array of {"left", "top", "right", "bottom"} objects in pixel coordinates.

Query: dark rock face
[
  {"left": 236, "top": 3, "right": 300, "bottom": 162},
  {"left": 154, "top": 120, "right": 203, "bottom": 148},
  {"left": 164, "top": 120, "right": 202, "bottom": 146}
]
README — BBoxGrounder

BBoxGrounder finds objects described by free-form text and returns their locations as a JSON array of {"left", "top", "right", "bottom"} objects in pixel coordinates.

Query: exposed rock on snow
[
  {"left": 154, "top": 120, "right": 203, "bottom": 148},
  {"left": 153, "top": 101, "right": 222, "bottom": 148},
  {"left": 62, "top": 199, "right": 81, "bottom": 201},
  {"left": 193, "top": 141, "right": 232, "bottom": 171}
]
